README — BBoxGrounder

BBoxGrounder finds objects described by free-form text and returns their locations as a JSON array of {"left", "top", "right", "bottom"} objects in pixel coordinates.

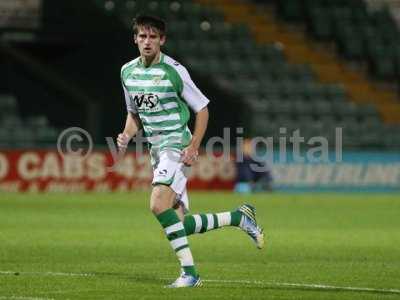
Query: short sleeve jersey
[{"left": 121, "top": 53, "right": 209, "bottom": 151}]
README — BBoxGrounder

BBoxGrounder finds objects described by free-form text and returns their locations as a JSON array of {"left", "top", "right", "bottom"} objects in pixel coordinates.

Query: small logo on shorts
[{"left": 158, "top": 169, "right": 167, "bottom": 176}]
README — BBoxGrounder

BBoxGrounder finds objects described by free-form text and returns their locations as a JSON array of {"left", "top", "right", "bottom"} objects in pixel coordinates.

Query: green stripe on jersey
[
  {"left": 142, "top": 118, "right": 181, "bottom": 127},
  {"left": 125, "top": 85, "right": 175, "bottom": 93},
  {"left": 140, "top": 107, "right": 180, "bottom": 117},
  {"left": 146, "top": 125, "right": 186, "bottom": 136}
]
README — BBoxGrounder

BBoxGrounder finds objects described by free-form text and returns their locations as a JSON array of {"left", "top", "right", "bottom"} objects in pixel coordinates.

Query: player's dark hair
[{"left": 132, "top": 15, "right": 166, "bottom": 36}]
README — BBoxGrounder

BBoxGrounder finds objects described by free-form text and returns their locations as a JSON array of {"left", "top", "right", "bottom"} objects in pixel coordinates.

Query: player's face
[{"left": 135, "top": 26, "right": 165, "bottom": 60}]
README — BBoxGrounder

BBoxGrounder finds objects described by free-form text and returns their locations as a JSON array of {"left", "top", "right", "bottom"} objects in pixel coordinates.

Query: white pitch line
[
  {"left": 0, "top": 270, "right": 94, "bottom": 277},
  {"left": 0, "top": 296, "right": 54, "bottom": 300},
  {"left": 203, "top": 279, "right": 400, "bottom": 294},
  {"left": 2, "top": 270, "right": 400, "bottom": 295},
  {"left": 275, "top": 282, "right": 400, "bottom": 294}
]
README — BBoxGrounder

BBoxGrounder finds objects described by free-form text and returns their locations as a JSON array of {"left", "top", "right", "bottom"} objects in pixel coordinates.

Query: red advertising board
[{"left": 0, "top": 150, "right": 236, "bottom": 192}]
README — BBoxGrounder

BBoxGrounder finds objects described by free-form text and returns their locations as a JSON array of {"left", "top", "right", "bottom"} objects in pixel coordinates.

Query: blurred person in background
[{"left": 235, "top": 138, "right": 273, "bottom": 193}]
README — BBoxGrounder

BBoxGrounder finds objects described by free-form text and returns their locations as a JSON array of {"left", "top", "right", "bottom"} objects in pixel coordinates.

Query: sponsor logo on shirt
[{"left": 132, "top": 93, "right": 159, "bottom": 110}]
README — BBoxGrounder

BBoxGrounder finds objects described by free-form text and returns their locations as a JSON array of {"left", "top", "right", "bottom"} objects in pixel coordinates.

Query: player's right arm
[
  {"left": 118, "top": 73, "right": 141, "bottom": 150},
  {"left": 117, "top": 112, "right": 141, "bottom": 150}
]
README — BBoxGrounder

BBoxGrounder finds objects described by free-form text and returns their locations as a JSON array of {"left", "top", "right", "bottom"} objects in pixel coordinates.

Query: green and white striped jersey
[{"left": 121, "top": 53, "right": 209, "bottom": 151}]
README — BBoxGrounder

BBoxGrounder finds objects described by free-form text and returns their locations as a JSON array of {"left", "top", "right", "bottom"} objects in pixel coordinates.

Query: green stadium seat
[
  {"left": 1, "top": 115, "right": 22, "bottom": 128},
  {"left": 380, "top": 124, "right": 400, "bottom": 149},
  {"left": 318, "top": 114, "right": 337, "bottom": 123},
  {"left": 382, "top": 135, "right": 400, "bottom": 149},
  {"left": 302, "top": 83, "right": 326, "bottom": 100},
  {"left": 246, "top": 60, "right": 267, "bottom": 77},
  {"left": 36, "top": 127, "right": 59, "bottom": 143},
  {"left": 163, "top": 43, "right": 178, "bottom": 56},
  {"left": 278, "top": 0, "right": 303, "bottom": 22},
  {"left": 278, "top": 80, "right": 302, "bottom": 100},
  {"left": 331, "top": 7, "right": 352, "bottom": 23},
  {"left": 356, "top": 104, "right": 379, "bottom": 121},
  {"left": 339, "top": 29, "right": 364, "bottom": 59},
  {"left": 13, "top": 127, "right": 35, "bottom": 147},
  {"left": 312, "top": 101, "right": 333, "bottom": 117},
  {"left": 181, "top": 2, "right": 202, "bottom": 17},
  {"left": 26, "top": 115, "right": 49, "bottom": 128},
  {"left": 268, "top": 100, "right": 293, "bottom": 115},
  {"left": 358, "top": 130, "right": 382, "bottom": 148},
  {"left": 289, "top": 64, "right": 315, "bottom": 81},
  {"left": 332, "top": 102, "right": 359, "bottom": 119},
  {"left": 260, "top": 85, "right": 281, "bottom": 101},
  {"left": 258, "top": 45, "right": 286, "bottom": 62},
  {"left": 269, "top": 64, "right": 292, "bottom": 81},
  {"left": 238, "top": 79, "right": 262, "bottom": 94},
  {"left": 362, "top": 115, "right": 381, "bottom": 127},
  {"left": 308, "top": 7, "right": 333, "bottom": 40},
  {"left": 230, "top": 24, "right": 251, "bottom": 40},
  {"left": 168, "top": 21, "right": 189, "bottom": 39},
  {"left": 293, "top": 99, "right": 313, "bottom": 115},
  {"left": 324, "top": 84, "right": 347, "bottom": 102},
  {"left": 0, "top": 127, "right": 9, "bottom": 147},
  {"left": 372, "top": 56, "right": 396, "bottom": 80},
  {"left": 273, "top": 114, "right": 296, "bottom": 130},
  {"left": 226, "top": 59, "right": 245, "bottom": 75},
  {"left": 245, "top": 96, "right": 269, "bottom": 113},
  {"left": 208, "top": 22, "right": 229, "bottom": 40},
  {"left": 296, "top": 114, "right": 315, "bottom": 124}
]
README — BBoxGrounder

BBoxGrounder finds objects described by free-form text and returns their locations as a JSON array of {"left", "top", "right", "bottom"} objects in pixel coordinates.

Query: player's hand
[
  {"left": 181, "top": 145, "right": 199, "bottom": 166},
  {"left": 117, "top": 133, "right": 130, "bottom": 151}
]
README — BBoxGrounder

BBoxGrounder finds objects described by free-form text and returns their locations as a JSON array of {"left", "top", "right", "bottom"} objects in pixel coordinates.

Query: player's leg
[
  {"left": 173, "top": 185, "right": 265, "bottom": 249},
  {"left": 185, "top": 205, "right": 264, "bottom": 249},
  {"left": 172, "top": 181, "right": 265, "bottom": 249},
  {"left": 150, "top": 150, "right": 201, "bottom": 287},
  {"left": 183, "top": 207, "right": 242, "bottom": 235},
  {"left": 150, "top": 185, "right": 199, "bottom": 279},
  {"left": 172, "top": 186, "right": 241, "bottom": 234},
  {"left": 173, "top": 200, "right": 185, "bottom": 221}
]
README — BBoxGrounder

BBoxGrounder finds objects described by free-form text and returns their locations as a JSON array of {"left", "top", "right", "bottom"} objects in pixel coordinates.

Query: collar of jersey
[{"left": 139, "top": 52, "right": 164, "bottom": 68}]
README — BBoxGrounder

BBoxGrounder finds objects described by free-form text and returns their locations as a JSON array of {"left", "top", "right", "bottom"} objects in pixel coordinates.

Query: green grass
[{"left": 0, "top": 192, "right": 399, "bottom": 299}]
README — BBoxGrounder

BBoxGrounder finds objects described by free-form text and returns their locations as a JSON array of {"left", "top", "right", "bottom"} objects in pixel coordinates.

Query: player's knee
[
  {"left": 150, "top": 201, "right": 163, "bottom": 215},
  {"left": 150, "top": 186, "right": 165, "bottom": 215}
]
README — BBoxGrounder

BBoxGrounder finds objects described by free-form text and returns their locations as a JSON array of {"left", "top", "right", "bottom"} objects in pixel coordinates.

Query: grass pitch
[{"left": 0, "top": 192, "right": 399, "bottom": 299}]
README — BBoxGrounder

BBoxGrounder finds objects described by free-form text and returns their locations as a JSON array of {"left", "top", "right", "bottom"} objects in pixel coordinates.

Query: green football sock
[
  {"left": 156, "top": 208, "right": 197, "bottom": 277},
  {"left": 184, "top": 210, "right": 243, "bottom": 236}
]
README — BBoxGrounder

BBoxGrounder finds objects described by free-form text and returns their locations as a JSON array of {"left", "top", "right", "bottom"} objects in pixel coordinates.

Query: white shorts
[{"left": 150, "top": 149, "right": 190, "bottom": 212}]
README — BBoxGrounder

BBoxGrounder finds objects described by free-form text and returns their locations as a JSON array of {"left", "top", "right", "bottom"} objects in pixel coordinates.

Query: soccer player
[{"left": 117, "top": 15, "right": 264, "bottom": 288}]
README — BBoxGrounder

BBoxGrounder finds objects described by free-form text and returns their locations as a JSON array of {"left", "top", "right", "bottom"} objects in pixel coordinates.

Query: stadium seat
[
  {"left": 277, "top": 0, "right": 304, "bottom": 22},
  {"left": 0, "top": 94, "right": 18, "bottom": 118}
]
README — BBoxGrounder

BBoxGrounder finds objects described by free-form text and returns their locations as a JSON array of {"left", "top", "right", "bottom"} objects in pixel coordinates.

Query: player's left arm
[
  {"left": 177, "top": 66, "right": 210, "bottom": 166},
  {"left": 182, "top": 106, "right": 209, "bottom": 165}
]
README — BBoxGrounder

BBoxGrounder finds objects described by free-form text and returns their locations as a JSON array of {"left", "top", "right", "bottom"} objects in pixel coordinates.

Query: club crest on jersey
[
  {"left": 152, "top": 76, "right": 162, "bottom": 85},
  {"left": 133, "top": 93, "right": 159, "bottom": 110}
]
